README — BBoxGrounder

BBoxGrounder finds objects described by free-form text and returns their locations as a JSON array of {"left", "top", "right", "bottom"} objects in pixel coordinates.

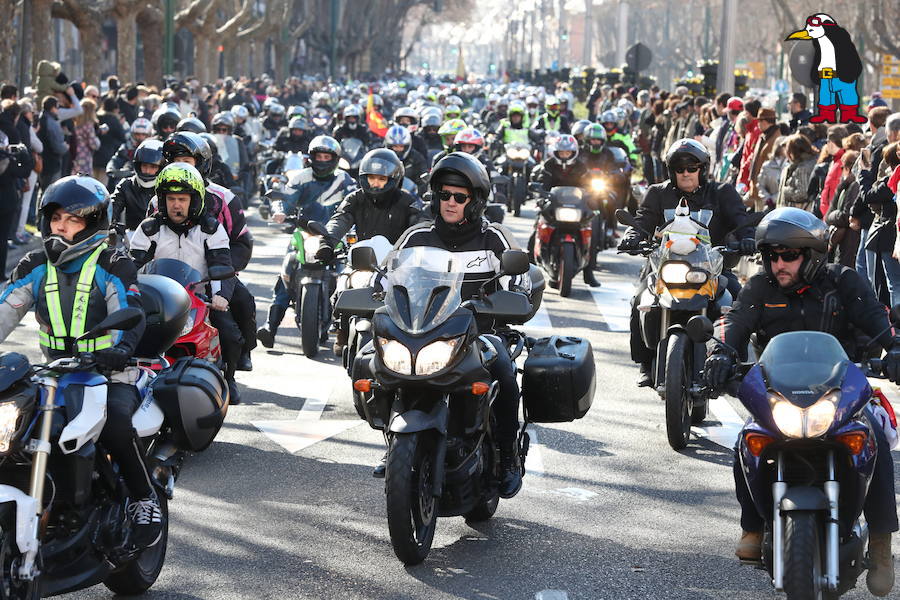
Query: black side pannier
[
  {"left": 522, "top": 336, "right": 595, "bottom": 423},
  {"left": 151, "top": 357, "right": 228, "bottom": 451}
]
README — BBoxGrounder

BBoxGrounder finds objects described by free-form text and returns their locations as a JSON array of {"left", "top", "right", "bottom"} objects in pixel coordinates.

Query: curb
[{"left": 5, "top": 236, "right": 41, "bottom": 276}]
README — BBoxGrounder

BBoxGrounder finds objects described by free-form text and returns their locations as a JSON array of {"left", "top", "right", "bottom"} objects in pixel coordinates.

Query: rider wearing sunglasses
[
  {"left": 703, "top": 207, "right": 900, "bottom": 594},
  {"left": 620, "top": 138, "right": 756, "bottom": 386}
]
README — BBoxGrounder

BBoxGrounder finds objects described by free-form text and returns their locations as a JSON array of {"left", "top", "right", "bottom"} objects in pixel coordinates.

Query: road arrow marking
[{"left": 252, "top": 396, "right": 361, "bottom": 454}]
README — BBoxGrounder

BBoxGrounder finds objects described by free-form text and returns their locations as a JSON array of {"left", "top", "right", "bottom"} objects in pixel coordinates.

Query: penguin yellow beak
[{"left": 786, "top": 29, "right": 812, "bottom": 40}]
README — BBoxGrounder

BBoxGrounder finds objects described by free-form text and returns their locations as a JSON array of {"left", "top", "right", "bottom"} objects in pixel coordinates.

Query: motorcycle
[
  {"left": 530, "top": 185, "right": 594, "bottom": 297},
  {"left": 686, "top": 315, "right": 893, "bottom": 599},
  {"left": 585, "top": 169, "right": 618, "bottom": 253},
  {"left": 617, "top": 203, "right": 762, "bottom": 450},
  {"left": 493, "top": 142, "right": 534, "bottom": 217},
  {"left": 339, "top": 246, "right": 588, "bottom": 565},
  {"left": 258, "top": 151, "right": 306, "bottom": 220},
  {"left": 0, "top": 304, "right": 227, "bottom": 598}
]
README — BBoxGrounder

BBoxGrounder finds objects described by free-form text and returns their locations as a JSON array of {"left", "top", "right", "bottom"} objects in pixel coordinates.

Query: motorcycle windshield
[
  {"left": 341, "top": 138, "right": 364, "bottom": 162},
  {"left": 759, "top": 331, "right": 849, "bottom": 401},
  {"left": 141, "top": 258, "right": 204, "bottom": 288},
  {"left": 283, "top": 152, "right": 304, "bottom": 172},
  {"left": 383, "top": 247, "right": 465, "bottom": 335},
  {"left": 549, "top": 186, "right": 585, "bottom": 207},
  {"left": 651, "top": 243, "right": 723, "bottom": 274},
  {"left": 662, "top": 208, "right": 713, "bottom": 227}
]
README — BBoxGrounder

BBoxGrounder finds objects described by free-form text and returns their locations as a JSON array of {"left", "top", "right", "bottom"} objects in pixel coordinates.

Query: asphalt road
[{"left": 9, "top": 202, "right": 894, "bottom": 600}]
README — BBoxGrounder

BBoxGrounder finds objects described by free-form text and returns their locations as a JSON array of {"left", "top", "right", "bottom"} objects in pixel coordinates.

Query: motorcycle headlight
[
  {"left": 0, "top": 401, "right": 20, "bottom": 453},
  {"left": 303, "top": 235, "right": 322, "bottom": 263},
  {"left": 772, "top": 399, "right": 804, "bottom": 438},
  {"left": 378, "top": 338, "right": 412, "bottom": 375},
  {"left": 555, "top": 207, "right": 582, "bottom": 222},
  {"left": 590, "top": 178, "right": 606, "bottom": 192},
  {"left": 415, "top": 337, "right": 462, "bottom": 375},
  {"left": 685, "top": 270, "right": 708, "bottom": 284},
  {"left": 348, "top": 270, "right": 373, "bottom": 289},
  {"left": 180, "top": 309, "right": 198, "bottom": 337},
  {"left": 806, "top": 393, "right": 838, "bottom": 438},
  {"left": 659, "top": 262, "right": 690, "bottom": 284}
]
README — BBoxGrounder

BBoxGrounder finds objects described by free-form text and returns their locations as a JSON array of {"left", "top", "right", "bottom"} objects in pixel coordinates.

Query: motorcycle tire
[
  {"left": 558, "top": 243, "right": 576, "bottom": 298},
  {"left": 664, "top": 332, "right": 692, "bottom": 450},
  {"left": 300, "top": 284, "right": 321, "bottom": 358},
  {"left": 513, "top": 176, "right": 525, "bottom": 217},
  {"left": 0, "top": 505, "right": 40, "bottom": 599},
  {"left": 103, "top": 494, "right": 169, "bottom": 596},
  {"left": 783, "top": 511, "right": 832, "bottom": 600},
  {"left": 385, "top": 432, "right": 438, "bottom": 565},
  {"left": 463, "top": 442, "right": 499, "bottom": 523}
]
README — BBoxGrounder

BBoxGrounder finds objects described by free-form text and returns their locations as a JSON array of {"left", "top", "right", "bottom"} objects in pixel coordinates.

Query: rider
[
  {"left": 0, "top": 176, "right": 163, "bottom": 548},
  {"left": 129, "top": 163, "right": 245, "bottom": 404},
  {"left": 150, "top": 106, "right": 180, "bottom": 141},
  {"left": 262, "top": 102, "right": 287, "bottom": 137},
  {"left": 392, "top": 152, "right": 530, "bottom": 498},
  {"left": 383, "top": 125, "right": 428, "bottom": 193},
  {"left": 274, "top": 116, "right": 314, "bottom": 154},
  {"left": 393, "top": 106, "right": 427, "bottom": 157},
  {"left": 495, "top": 100, "right": 532, "bottom": 150},
  {"left": 256, "top": 135, "right": 356, "bottom": 349},
  {"left": 332, "top": 104, "right": 371, "bottom": 146},
  {"left": 600, "top": 109, "right": 640, "bottom": 167},
  {"left": 531, "top": 95, "right": 571, "bottom": 134},
  {"left": 619, "top": 139, "right": 755, "bottom": 387},
  {"left": 106, "top": 116, "right": 153, "bottom": 187},
  {"left": 110, "top": 139, "right": 165, "bottom": 240},
  {"left": 703, "top": 208, "right": 899, "bottom": 597}
]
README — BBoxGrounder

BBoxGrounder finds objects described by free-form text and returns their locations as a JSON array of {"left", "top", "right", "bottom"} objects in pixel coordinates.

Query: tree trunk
[
  {"left": 0, "top": 0, "right": 17, "bottom": 83},
  {"left": 31, "top": 0, "right": 55, "bottom": 85},
  {"left": 77, "top": 19, "right": 104, "bottom": 86},
  {"left": 193, "top": 35, "right": 211, "bottom": 85},
  {"left": 137, "top": 9, "right": 163, "bottom": 86},
  {"left": 115, "top": 12, "right": 137, "bottom": 85}
]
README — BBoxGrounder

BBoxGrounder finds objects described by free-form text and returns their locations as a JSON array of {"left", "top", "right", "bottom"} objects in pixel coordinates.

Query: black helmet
[
  {"left": 359, "top": 148, "right": 404, "bottom": 198},
  {"left": 176, "top": 116, "right": 207, "bottom": 134},
  {"left": 210, "top": 111, "right": 235, "bottom": 133},
  {"left": 39, "top": 176, "right": 111, "bottom": 265},
  {"left": 307, "top": 135, "right": 341, "bottom": 178},
  {"left": 755, "top": 207, "right": 828, "bottom": 285},
  {"left": 665, "top": 138, "right": 710, "bottom": 184},
  {"left": 571, "top": 119, "right": 592, "bottom": 139},
  {"left": 151, "top": 106, "right": 181, "bottom": 136},
  {"left": 198, "top": 132, "right": 219, "bottom": 157},
  {"left": 163, "top": 131, "right": 212, "bottom": 178},
  {"left": 429, "top": 152, "right": 490, "bottom": 224},
  {"left": 133, "top": 139, "right": 165, "bottom": 189}
]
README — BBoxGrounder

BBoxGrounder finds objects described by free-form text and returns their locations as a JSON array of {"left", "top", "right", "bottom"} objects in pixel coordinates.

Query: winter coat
[{"left": 776, "top": 153, "right": 818, "bottom": 211}]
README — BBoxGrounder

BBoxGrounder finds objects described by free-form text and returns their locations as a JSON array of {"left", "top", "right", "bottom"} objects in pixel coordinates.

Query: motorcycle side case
[
  {"left": 522, "top": 336, "right": 596, "bottom": 422},
  {"left": 135, "top": 274, "right": 192, "bottom": 358},
  {"left": 151, "top": 357, "right": 228, "bottom": 451}
]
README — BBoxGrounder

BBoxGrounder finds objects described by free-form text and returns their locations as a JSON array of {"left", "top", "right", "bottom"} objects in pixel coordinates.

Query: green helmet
[
  {"left": 438, "top": 118, "right": 467, "bottom": 147},
  {"left": 585, "top": 123, "right": 608, "bottom": 154},
  {"left": 444, "top": 105, "right": 462, "bottom": 119},
  {"left": 508, "top": 101, "right": 526, "bottom": 117},
  {"left": 155, "top": 163, "right": 207, "bottom": 229}
]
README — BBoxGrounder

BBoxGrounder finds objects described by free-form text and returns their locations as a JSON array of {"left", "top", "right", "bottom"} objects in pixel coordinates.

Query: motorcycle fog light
[
  {"left": 348, "top": 270, "right": 373, "bottom": 289},
  {"left": 378, "top": 338, "right": 412, "bottom": 375},
  {"left": 590, "top": 178, "right": 606, "bottom": 192},
  {"left": 555, "top": 207, "right": 581, "bottom": 223},
  {"left": 772, "top": 399, "right": 804, "bottom": 438},
  {"left": 303, "top": 235, "right": 322, "bottom": 263},
  {"left": 659, "top": 262, "right": 690, "bottom": 284},
  {"left": 0, "top": 401, "right": 20, "bottom": 453},
  {"left": 806, "top": 394, "right": 838, "bottom": 437},
  {"left": 415, "top": 337, "right": 462, "bottom": 375},
  {"left": 180, "top": 309, "right": 198, "bottom": 337},
  {"left": 685, "top": 270, "right": 708, "bottom": 284}
]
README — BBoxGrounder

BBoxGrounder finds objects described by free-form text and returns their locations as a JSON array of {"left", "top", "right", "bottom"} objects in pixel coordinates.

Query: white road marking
[
  {"left": 589, "top": 281, "right": 634, "bottom": 332},
  {"left": 252, "top": 391, "right": 361, "bottom": 454},
  {"left": 535, "top": 591, "right": 569, "bottom": 600},
  {"left": 524, "top": 303, "right": 552, "bottom": 331},
  {"left": 524, "top": 426, "right": 545, "bottom": 477},
  {"left": 692, "top": 396, "right": 746, "bottom": 448},
  {"left": 547, "top": 487, "right": 598, "bottom": 501}
]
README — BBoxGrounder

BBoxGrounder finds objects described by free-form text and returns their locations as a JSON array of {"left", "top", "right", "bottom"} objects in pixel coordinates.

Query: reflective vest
[
  {"left": 502, "top": 122, "right": 530, "bottom": 145},
  {"left": 541, "top": 114, "right": 562, "bottom": 132},
  {"left": 40, "top": 244, "right": 114, "bottom": 353}
]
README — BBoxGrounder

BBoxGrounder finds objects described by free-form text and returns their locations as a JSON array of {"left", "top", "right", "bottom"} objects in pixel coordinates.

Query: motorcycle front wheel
[
  {"left": 0, "top": 505, "right": 40, "bottom": 600},
  {"left": 104, "top": 494, "right": 169, "bottom": 595},
  {"left": 513, "top": 175, "right": 525, "bottom": 217},
  {"left": 300, "top": 284, "right": 321, "bottom": 358},
  {"left": 558, "top": 243, "right": 576, "bottom": 297},
  {"left": 386, "top": 432, "right": 438, "bottom": 565},
  {"left": 783, "top": 511, "right": 833, "bottom": 600},
  {"left": 664, "top": 332, "right": 692, "bottom": 450}
]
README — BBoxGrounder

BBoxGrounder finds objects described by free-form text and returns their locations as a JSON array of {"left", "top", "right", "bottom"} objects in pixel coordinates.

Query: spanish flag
[{"left": 366, "top": 88, "right": 389, "bottom": 138}]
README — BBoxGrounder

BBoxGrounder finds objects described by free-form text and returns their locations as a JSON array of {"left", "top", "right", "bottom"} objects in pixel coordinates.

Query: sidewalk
[{"left": 4, "top": 235, "right": 41, "bottom": 278}]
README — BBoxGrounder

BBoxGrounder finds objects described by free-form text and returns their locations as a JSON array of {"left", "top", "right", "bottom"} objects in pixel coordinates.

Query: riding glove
[
  {"left": 704, "top": 353, "right": 735, "bottom": 390},
  {"left": 94, "top": 347, "right": 131, "bottom": 372},
  {"left": 618, "top": 235, "right": 643, "bottom": 253},
  {"left": 884, "top": 344, "right": 900, "bottom": 384},
  {"left": 738, "top": 238, "right": 756, "bottom": 255},
  {"left": 314, "top": 245, "right": 334, "bottom": 263}
]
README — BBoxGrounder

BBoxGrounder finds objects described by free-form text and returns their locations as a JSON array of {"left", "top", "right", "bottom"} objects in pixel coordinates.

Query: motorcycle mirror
[
  {"left": 208, "top": 265, "right": 235, "bottom": 281},
  {"left": 76, "top": 307, "right": 143, "bottom": 342},
  {"left": 616, "top": 208, "right": 638, "bottom": 229},
  {"left": 351, "top": 246, "right": 379, "bottom": 271},
  {"left": 685, "top": 315, "right": 715, "bottom": 344},
  {"left": 500, "top": 249, "right": 530, "bottom": 276},
  {"left": 528, "top": 182, "right": 543, "bottom": 194}
]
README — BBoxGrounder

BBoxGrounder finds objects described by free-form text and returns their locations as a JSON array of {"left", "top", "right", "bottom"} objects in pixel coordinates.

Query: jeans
[
  {"left": 856, "top": 228, "right": 868, "bottom": 281},
  {"left": 818, "top": 76, "right": 859, "bottom": 107},
  {"left": 866, "top": 249, "right": 900, "bottom": 307}
]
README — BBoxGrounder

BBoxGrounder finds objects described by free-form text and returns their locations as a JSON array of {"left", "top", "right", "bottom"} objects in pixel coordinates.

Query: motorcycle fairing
[{"left": 57, "top": 372, "right": 107, "bottom": 455}]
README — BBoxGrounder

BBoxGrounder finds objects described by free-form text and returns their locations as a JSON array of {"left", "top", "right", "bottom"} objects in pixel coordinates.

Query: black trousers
[
  {"left": 210, "top": 307, "right": 244, "bottom": 381},
  {"left": 229, "top": 279, "right": 257, "bottom": 355},
  {"left": 99, "top": 383, "right": 152, "bottom": 499},
  {"left": 486, "top": 336, "right": 520, "bottom": 445},
  {"left": 734, "top": 414, "right": 898, "bottom": 534}
]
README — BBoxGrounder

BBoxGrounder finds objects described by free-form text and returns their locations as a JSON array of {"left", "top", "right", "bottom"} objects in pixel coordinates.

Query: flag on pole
[{"left": 366, "top": 87, "right": 388, "bottom": 138}]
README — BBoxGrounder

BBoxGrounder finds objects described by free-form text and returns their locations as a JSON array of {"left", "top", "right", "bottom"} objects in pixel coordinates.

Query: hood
[{"left": 36, "top": 60, "right": 61, "bottom": 78}]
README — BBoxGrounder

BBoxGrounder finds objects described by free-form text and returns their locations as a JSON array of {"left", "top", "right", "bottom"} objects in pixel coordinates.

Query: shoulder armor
[{"left": 139, "top": 216, "right": 162, "bottom": 236}]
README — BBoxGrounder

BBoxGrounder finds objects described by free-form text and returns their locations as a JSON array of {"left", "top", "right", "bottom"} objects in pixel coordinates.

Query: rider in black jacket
[
  {"left": 620, "top": 139, "right": 756, "bottom": 386},
  {"left": 110, "top": 139, "right": 164, "bottom": 238}
]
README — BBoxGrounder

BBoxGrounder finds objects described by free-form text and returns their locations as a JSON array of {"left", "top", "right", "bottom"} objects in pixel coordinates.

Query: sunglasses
[
  {"left": 674, "top": 165, "right": 701, "bottom": 174},
  {"left": 806, "top": 16, "right": 832, "bottom": 27},
  {"left": 436, "top": 190, "right": 470, "bottom": 204},
  {"left": 213, "top": 127, "right": 229, "bottom": 133},
  {"left": 764, "top": 249, "right": 804, "bottom": 263}
]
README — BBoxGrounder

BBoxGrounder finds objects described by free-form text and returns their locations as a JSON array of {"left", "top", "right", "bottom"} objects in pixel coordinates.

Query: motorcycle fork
[
  {"left": 772, "top": 452, "right": 787, "bottom": 590},
  {"left": 824, "top": 450, "right": 840, "bottom": 591}
]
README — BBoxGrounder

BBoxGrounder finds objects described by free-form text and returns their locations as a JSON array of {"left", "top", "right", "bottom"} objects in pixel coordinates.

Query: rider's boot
[{"left": 256, "top": 304, "right": 287, "bottom": 349}]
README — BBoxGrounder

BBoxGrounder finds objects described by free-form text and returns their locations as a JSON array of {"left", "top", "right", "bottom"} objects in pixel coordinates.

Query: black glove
[
  {"left": 618, "top": 235, "right": 643, "bottom": 253},
  {"left": 739, "top": 238, "right": 756, "bottom": 255},
  {"left": 704, "top": 353, "right": 735, "bottom": 391},
  {"left": 314, "top": 245, "right": 334, "bottom": 263},
  {"left": 94, "top": 347, "right": 130, "bottom": 372},
  {"left": 884, "top": 344, "right": 900, "bottom": 384}
]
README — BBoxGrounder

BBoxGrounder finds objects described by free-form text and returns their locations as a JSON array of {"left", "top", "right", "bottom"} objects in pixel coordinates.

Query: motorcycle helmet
[
  {"left": 755, "top": 207, "right": 828, "bottom": 286},
  {"left": 508, "top": 100, "right": 526, "bottom": 122},
  {"left": 288, "top": 105, "right": 307, "bottom": 120},
  {"left": 599, "top": 109, "right": 618, "bottom": 129},
  {"left": 288, "top": 116, "right": 309, "bottom": 134},
  {"left": 211, "top": 111, "right": 235, "bottom": 134},
  {"left": 372, "top": 94, "right": 383, "bottom": 110},
  {"left": 525, "top": 95, "right": 539, "bottom": 114},
  {"left": 230, "top": 104, "right": 249, "bottom": 122},
  {"left": 545, "top": 95, "right": 560, "bottom": 117},
  {"left": 664, "top": 138, "right": 710, "bottom": 184},
  {"left": 438, "top": 118, "right": 466, "bottom": 149},
  {"left": 552, "top": 134, "right": 579, "bottom": 167},
  {"left": 343, "top": 104, "right": 362, "bottom": 130},
  {"left": 447, "top": 95, "right": 463, "bottom": 107},
  {"left": 429, "top": 152, "right": 491, "bottom": 225},
  {"left": 133, "top": 139, "right": 165, "bottom": 189},
  {"left": 453, "top": 127, "right": 485, "bottom": 157},
  {"left": 571, "top": 119, "right": 592, "bottom": 140},
  {"left": 487, "top": 92, "right": 500, "bottom": 106},
  {"left": 307, "top": 135, "right": 341, "bottom": 178},
  {"left": 39, "top": 176, "right": 111, "bottom": 266},
  {"left": 444, "top": 104, "right": 462, "bottom": 120},
  {"left": 154, "top": 163, "right": 207, "bottom": 232},
  {"left": 393, "top": 106, "right": 419, "bottom": 131},
  {"left": 585, "top": 123, "right": 608, "bottom": 154},
  {"left": 267, "top": 103, "right": 286, "bottom": 118},
  {"left": 151, "top": 106, "right": 181, "bottom": 137},
  {"left": 359, "top": 148, "right": 404, "bottom": 199},
  {"left": 176, "top": 116, "right": 207, "bottom": 134},
  {"left": 130, "top": 117, "right": 153, "bottom": 143},
  {"left": 163, "top": 131, "right": 212, "bottom": 178},
  {"left": 614, "top": 107, "right": 628, "bottom": 128},
  {"left": 198, "top": 132, "right": 219, "bottom": 158},
  {"left": 384, "top": 125, "right": 412, "bottom": 160}
]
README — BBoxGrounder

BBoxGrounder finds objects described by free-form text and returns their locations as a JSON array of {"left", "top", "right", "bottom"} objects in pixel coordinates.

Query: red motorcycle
[{"left": 141, "top": 258, "right": 226, "bottom": 368}]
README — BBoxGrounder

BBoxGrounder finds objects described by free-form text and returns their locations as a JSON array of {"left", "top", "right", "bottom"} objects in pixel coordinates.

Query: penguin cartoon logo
[{"left": 785, "top": 13, "right": 866, "bottom": 124}]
